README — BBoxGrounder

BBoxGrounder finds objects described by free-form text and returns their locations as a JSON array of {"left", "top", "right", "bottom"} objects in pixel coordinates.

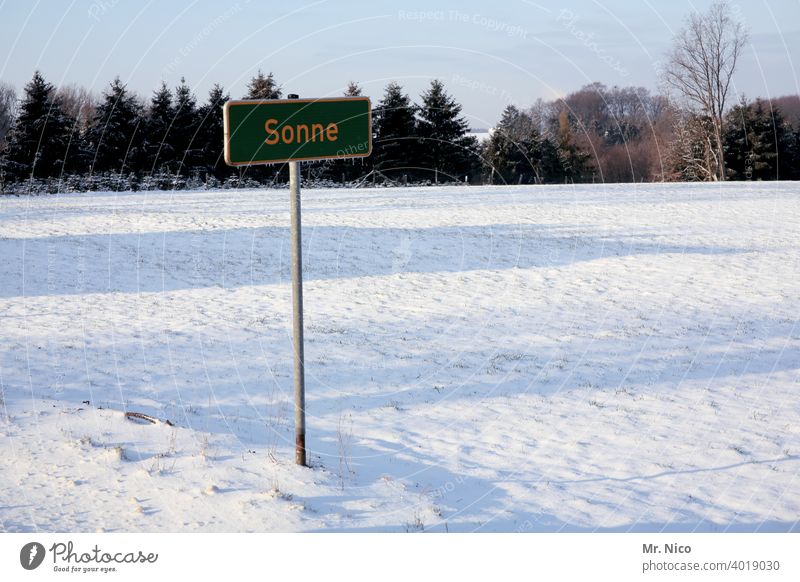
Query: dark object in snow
[
  {"left": 125, "top": 412, "right": 157, "bottom": 425},
  {"left": 124, "top": 411, "right": 175, "bottom": 427}
]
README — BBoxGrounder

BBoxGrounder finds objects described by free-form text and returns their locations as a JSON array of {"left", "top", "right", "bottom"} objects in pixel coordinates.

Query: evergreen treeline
[{"left": 1, "top": 70, "right": 799, "bottom": 193}]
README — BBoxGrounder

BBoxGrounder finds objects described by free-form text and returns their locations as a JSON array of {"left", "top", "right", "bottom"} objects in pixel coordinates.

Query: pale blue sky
[{"left": 1, "top": 0, "right": 798, "bottom": 127}]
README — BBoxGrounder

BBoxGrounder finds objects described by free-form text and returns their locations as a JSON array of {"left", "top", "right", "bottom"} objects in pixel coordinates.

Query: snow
[
  {"left": 0, "top": 182, "right": 798, "bottom": 532},
  {"left": 467, "top": 129, "right": 492, "bottom": 142}
]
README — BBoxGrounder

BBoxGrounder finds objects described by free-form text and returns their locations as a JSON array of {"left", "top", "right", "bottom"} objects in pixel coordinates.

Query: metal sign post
[
  {"left": 287, "top": 99, "right": 306, "bottom": 464},
  {"left": 223, "top": 93, "right": 371, "bottom": 467}
]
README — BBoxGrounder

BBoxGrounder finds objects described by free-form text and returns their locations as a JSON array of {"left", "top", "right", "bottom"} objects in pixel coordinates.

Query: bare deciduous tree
[
  {"left": 0, "top": 81, "right": 17, "bottom": 148},
  {"left": 662, "top": 1, "right": 748, "bottom": 181},
  {"left": 669, "top": 110, "right": 717, "bottom": 181},
  {"left": 56, "top": 83, "right": 96, "bottom": 134}
]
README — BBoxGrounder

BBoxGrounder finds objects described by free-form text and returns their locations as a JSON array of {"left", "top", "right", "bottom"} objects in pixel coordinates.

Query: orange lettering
[
  {"left": 326, "top": 123, "right": 338, "bottom": 141},
  {"left": 265, "top": 119, "right": 340, "bottom": 145},
  {"left": 264, "top": 119, "right": 279, "bottom": 145},
  {"left": 281, "top": 125, "right": 295, "bottom": 143},
  {"left": 296, "top": 124, "right": 310, "bottom": 143}
]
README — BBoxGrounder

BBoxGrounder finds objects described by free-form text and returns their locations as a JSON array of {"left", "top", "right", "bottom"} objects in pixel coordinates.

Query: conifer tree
[
  {"left": 86, "top": 77, "right": 144, "bottom": 174},
  {"left": 373, "top": 82, "right": 417, "bottom": 179},
  {"left": 724, "top": 98, "right": 793, "bottom": 180},
  {"left": 344, "top": 81, "right": 362, "bottom": 97},
  {"left": 556, "top": 109, "right": 591, "bottom": 182},
  {"left": 244, "top": 70, "right": 281, "bottom": 99},
  {"left": 785, "top": 125, "right": 800, "bottom": 180},
  {"left": 538, "top": 136, "right": 566, "bottom": 183},
  {"left": 416, "top": 79, "right": 477, "bottom": 182},
  {"left": 486, "top": 105, "right": 521, "bottom": 183},
  {"left": 197, "top": 83, "right": 230, "bottom": 178},
  {"left": 142, "top": 82, "right": 174, "bottom": 173},
  {"left": 3, "top": 71, "right": 75, "bottom": 179},
  {"left": 485, "top": 105, "right": 548, "bottom": 184},
  {"left": 171, "top": 78, "right": 199, "bottom": 173},
  {"left": 751, "top": 100, "right": 792, "bottom": 180}
]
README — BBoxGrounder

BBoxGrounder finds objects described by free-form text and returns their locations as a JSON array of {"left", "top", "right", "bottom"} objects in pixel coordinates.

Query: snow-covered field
[{"left": 1, "top": 182, "right": 798, "bottom": 533}]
